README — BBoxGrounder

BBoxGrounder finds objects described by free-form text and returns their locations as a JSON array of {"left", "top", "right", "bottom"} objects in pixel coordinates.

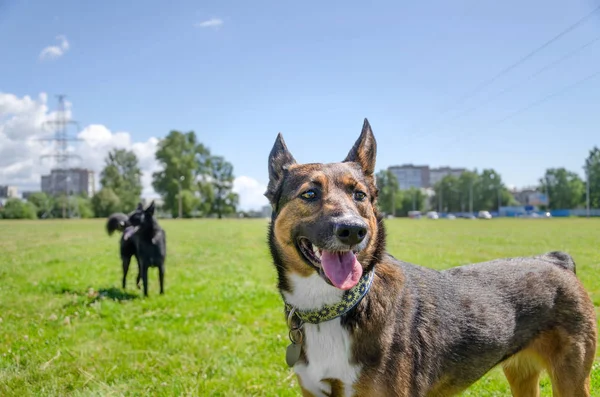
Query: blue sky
[{"left": 1, "top": 0, "right": 600, "bottom": 209}]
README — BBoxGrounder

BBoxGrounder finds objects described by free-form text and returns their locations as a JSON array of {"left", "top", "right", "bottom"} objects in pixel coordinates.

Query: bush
[
  {"left": 91, "top": 188, "right": 122, "bottom": 218},
  {"left": 26, "top": 192, "right": 54, "bottom": 218},
  {"left": 1, "top": 199, "right": 38, "bottom": 219},
  {"left": 76, "top": 196, "right": 94, "bottom": 218}
]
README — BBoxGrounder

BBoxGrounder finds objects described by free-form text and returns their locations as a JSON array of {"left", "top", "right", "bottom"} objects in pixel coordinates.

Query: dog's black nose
[{"left": 334, "top": 222, "right": 367, "bottom": 246}]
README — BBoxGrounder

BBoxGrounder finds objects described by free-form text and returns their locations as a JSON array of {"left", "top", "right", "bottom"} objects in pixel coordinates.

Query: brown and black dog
[{"left": 265, "top": 119, "right": 597, "bottom": 396}]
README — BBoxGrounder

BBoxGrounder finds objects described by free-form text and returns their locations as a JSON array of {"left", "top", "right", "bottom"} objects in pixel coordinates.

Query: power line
[
  {"left": 404, "top": 4, "right": 600, "bottom": 136},
  {"left": 448, "top": 4, "right": 600, "bottom": 107},
  {"left": 443, "top": 68, "right": 600, "bottom": 147},
  {"left": 424, "top": 33, "right": 600, "bottom": 136},
  {"left": 38, "top": 95, "right": 83, "bottom": 218}
]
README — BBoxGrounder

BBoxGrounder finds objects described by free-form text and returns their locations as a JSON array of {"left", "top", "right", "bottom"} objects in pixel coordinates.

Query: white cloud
[
  {"left": 76, "top": 125, "right": 159, "bottom": 197},
  {"left": 39, "top": 35, "right": 69, "bottom": 60},
  {"left": 0, "top": 92, "right": 265, "bottom": 211},
  {"left": 0, "top": 92, "right": 158, "bottom": 197},
  {"left": 194, "top": 18, "right": 223, "bottom": 29},
  {"left": 233, "top": 175, "right": 269, "bottom": 211}
]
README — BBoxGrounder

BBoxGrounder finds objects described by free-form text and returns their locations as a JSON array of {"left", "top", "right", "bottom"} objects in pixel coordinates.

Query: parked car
[
  {"left": 426, "top": 211, "right": 439, "bottom": 219},
  {"left": 478, "top": 211, "right": 492, "bottom": 219},
  {"left": 408, "top": 211, "right": 422, "bottom": 219},
  {"left": 446, "top": 214, "right": 456, "bottom": 220}
]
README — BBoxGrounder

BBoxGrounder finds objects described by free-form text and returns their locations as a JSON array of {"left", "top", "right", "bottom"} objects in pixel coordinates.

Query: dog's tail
[
  {"left": 106, "top": 212, "right": 129, "bottom": 236},
  {"left": 543, "top": 251, "right": 576, "bottom": 275}
]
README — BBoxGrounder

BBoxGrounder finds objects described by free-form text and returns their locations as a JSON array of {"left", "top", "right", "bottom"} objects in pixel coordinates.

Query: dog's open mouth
[{"left": 298, "top": 237, "right": 363, "bottom": 290}]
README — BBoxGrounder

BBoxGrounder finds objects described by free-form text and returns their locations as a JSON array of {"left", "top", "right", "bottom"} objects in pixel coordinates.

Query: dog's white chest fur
[{"left": 284, "top": 273, "right": 361, "bottom": 397}]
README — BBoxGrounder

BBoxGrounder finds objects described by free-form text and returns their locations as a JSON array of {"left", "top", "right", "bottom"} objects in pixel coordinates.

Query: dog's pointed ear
[
  {"left": 145, "top": 201, "right": 155, "bottom": 216},
  {"left": 265, "top": 133, "right": 296, "bottom": 203},
  {"left": 137, "top": 202, "right": 143, "bottom": 210},
  {"left": 343, "top": 118, "right": 377, "bottom": 176}
]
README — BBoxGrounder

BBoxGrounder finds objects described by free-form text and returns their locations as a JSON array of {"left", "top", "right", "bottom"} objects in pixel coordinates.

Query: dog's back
[{"left": 384, "top": 251, "right": 596, "bottom": 393}]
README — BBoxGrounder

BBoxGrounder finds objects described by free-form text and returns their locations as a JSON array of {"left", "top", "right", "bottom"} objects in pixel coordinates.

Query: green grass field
[{"left": 1, "top": 218, "right": 599, "bottom": 396}]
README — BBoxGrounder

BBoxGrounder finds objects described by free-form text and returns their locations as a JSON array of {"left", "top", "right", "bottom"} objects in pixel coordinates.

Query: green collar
[{"left": 284, "top": 270, "right": 375, "bottom": 324}]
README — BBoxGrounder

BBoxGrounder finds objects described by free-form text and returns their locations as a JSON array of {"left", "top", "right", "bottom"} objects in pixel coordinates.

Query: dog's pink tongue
[{"left": 320, "top": 251, "right": 362, "bottom": 290}]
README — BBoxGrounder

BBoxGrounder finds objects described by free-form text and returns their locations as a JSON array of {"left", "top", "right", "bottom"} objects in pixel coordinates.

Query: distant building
[
  {"left": 429, "top": 167, "right": 467, "bottom": 186},
  {"left": 387, "top": 165, "right": 466, "bottom": 190},
  {"left": 41, "top": 168, "right": 95, "bottom": 197},
  {"left": 511, "top": 187, "right": 548, "bottom": 206},
  {"left": 0, "top": 185, "right": 18, "bottom": 198},
  {"left": 388, "top": 164, "right": 430, "bottom": 190}
]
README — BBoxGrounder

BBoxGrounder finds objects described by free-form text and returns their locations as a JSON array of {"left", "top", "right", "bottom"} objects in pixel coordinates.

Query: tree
[
  {"left": 152, "top": 130, "right": 211, "bottom": 218},
  {"left": 398, "top": 187, "right": 426, "bottom": 216},
  {"left": 197, "top": 180, "right": 216, "bottom": 216},
  {"left": 458, "top": 171, "right": 479, "bottom": 213},
  {"left": 376, "top": 170, "right": 401, "bottom": 215},
  {"left": 51, "top": 195, "right": 68, "bottom": 218},
  {"left": 432, "top": 169, "right": 515, "bottom": 213},
  {"left": 466, "top": 169, "right": 514, "bottom": 211},
  {"left": 178, "top": 189, "right": 200, "bottom": 218},
  {"left": 91, "top": 188, "right": 122, "bottom": 217},
  {"left": 585, "top": 147, "right": 600, "bottom": 209},
  {"left": 100, "top": 148, "right": 143, "bottom": 212},
  {"left": 539, "top": 168, "right": 585, "bottom": 210},
  {"left": 477, "top": 169, "right": 505, "bottom": 211},
  {"left": 200, "top": 156, "right": 239, "bottom": 218},
  {"left": 2, "top": 199, "right": 37, "bottom": 219},
  {"left": 76, "top": 196, "right": 94, "bottom": 218},
  {"left": 433, "top": 175, "right": 461, "bottom": 213},
  {"left": 26, "top": 192, "right": 54, "bottom": 218}
]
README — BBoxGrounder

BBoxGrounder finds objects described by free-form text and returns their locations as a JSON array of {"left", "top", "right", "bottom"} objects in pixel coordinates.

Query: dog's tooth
[{"left": 312, "top": 246, "right": 321, "bottom": 258}]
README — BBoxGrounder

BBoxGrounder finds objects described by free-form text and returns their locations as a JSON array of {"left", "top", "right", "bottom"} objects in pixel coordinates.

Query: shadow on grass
[
  {"left": 43, "top": 284, "right": 140, "bottom": 306},
  {"left": 90, "top": 287, "right": 139, "bottom": 302}
]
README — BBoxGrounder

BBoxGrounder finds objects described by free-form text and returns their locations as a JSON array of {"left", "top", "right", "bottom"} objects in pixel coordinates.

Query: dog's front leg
[
  {"left": 141, "top": 263, "right": 149, "bottom": 297},
  {"left": 122, "top": 256, "right": 131, "bottom": 289},
  {"left": 158, "top": 264, "right": 165, "bottom": 295},
  {"left": 135, "top": 255, "right": 141, "bottom": 289}
]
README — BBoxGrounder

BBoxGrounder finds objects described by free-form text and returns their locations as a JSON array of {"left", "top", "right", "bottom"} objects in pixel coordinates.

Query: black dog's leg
[
  {"left": 135, "top": 255, "right": 141, "bottom": 289},
  {"left": 122, "top": 255, "right": 131, "bottom": 289},
  {"left": 158, "top": 264, "right": 165, "bottom": 295},
  {"left": 141, "top": 263, "right": 149, "bottom": 297}
]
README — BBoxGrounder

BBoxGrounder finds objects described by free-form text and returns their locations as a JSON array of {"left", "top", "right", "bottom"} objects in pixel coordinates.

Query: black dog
[
  {"left": 127, "top": 201, "right": 167, "bottom": 296},
  {"left": 106, "top": 210, "right": 141, "bottom": 290}
]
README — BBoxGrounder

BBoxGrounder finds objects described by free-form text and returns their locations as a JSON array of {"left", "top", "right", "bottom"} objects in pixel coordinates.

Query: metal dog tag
[{"left": 286, "top": 342, "right": 301, "bottom": 367}]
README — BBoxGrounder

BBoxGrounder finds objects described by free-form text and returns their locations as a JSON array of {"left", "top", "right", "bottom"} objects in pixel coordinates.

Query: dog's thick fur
[
  {"left": 266, "top": 119, "right": 597, "bottom": 397},
  {"left": 127, "top": 201, "right": 167, "bottom": 296},
  {"left": 106, "top": 211, "right": 140, "bottom": 290}
]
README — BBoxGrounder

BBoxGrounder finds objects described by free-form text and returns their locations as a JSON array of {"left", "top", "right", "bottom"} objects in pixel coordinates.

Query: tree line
[
  {"left": 0, "top": 130, "right": 238, "bottom": 219},
  {"left": 376, "top": 146, "right": 600, "bottom": 215},
  {"left": 3, "top": 139, "right": 599, "bottom": 220}
]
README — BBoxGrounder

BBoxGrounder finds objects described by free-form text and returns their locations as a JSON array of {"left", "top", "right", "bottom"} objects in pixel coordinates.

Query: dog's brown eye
[
  {"left": 301, "top": 189, "right": 317, "bottom": 201},
  {"left": 354, "top": 191, "right": 367, "bottom": 201}
]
